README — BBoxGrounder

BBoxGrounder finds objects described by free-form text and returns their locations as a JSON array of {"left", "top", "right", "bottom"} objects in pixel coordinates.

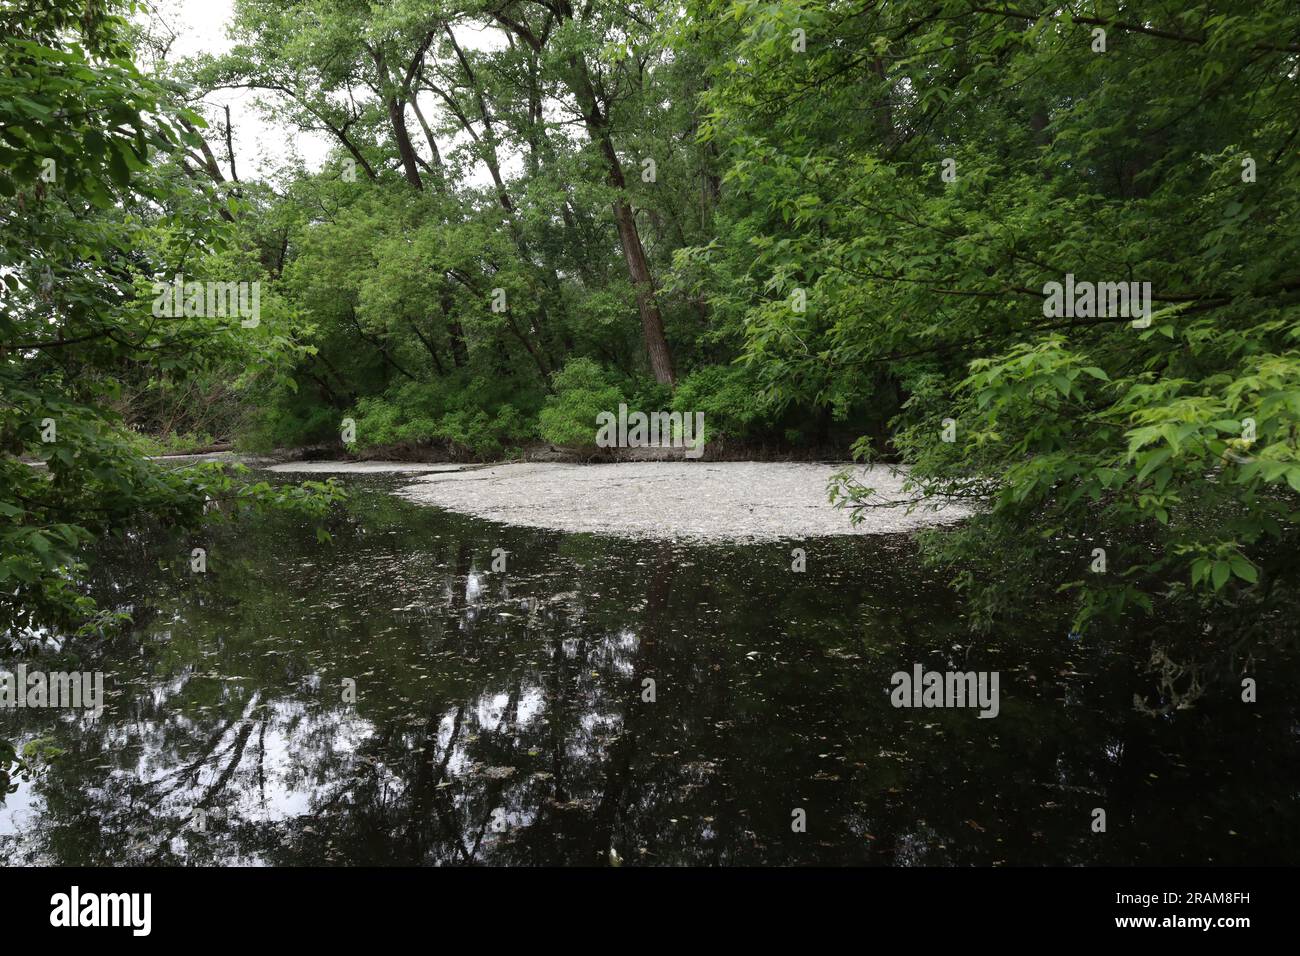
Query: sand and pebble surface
[
  {"left": 367, "top": 460, "right": 973, "bottom": 542},
  {"left": 265, "top": 460, "right": 464, "bottom": 475}
]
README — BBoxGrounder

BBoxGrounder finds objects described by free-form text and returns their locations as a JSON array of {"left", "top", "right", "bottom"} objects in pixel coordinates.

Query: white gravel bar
[
  {"left": 266, "top": 460, "right": 465, "bottom": 474},
  {"left": 389, "top": 461, "right": 971, "bottom": 542}
]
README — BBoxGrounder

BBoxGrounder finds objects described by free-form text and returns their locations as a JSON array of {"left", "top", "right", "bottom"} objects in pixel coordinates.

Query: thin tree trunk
[{"left": 408, "top": 319, "right": 446, "bottom": 375}]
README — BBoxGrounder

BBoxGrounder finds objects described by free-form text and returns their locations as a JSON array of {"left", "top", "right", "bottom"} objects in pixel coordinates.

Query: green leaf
[{"left": 1228, "top": 555, "right": 1258, "bottom": 583}]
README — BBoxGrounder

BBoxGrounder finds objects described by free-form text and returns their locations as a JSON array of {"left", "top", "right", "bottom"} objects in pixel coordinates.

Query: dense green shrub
[
  {"left": 671, "top": 364, "right": 774, "bottom": 444},
  {"left": 238, "top": 394, "right": 339, "bottom": 452},
  {"left": 340, "top": 377, "right": 539, "bottom": 458},
  {"left": 538, "top": 358, "right": 627, "bottom": 448}
]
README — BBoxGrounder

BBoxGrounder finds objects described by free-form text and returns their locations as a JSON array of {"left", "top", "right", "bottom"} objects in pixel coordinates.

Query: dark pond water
[{"left": 2, "top": 475, "right": 1297, "bottom": 865}]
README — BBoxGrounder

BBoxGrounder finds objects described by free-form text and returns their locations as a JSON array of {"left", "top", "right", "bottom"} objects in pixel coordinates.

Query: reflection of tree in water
[{"left": 3, "top": 480, "right": 1298, "bottom": 865}]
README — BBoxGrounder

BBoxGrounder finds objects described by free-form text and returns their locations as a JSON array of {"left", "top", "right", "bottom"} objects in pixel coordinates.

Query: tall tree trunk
[
  {"left": 438, "top": 30, "right": 555, "bottom": 368},
  {"left": 570, "top": 57, "right": 676, "bottom": 386},
  {"left": 369, "top": 45, "right": 424, "bottom": 190},
  {"left": 386, "top": 97, "right": 424, "bottom": 190},
  {"left": 609, "top": 192, "right": 675, "bottom": 385}
]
